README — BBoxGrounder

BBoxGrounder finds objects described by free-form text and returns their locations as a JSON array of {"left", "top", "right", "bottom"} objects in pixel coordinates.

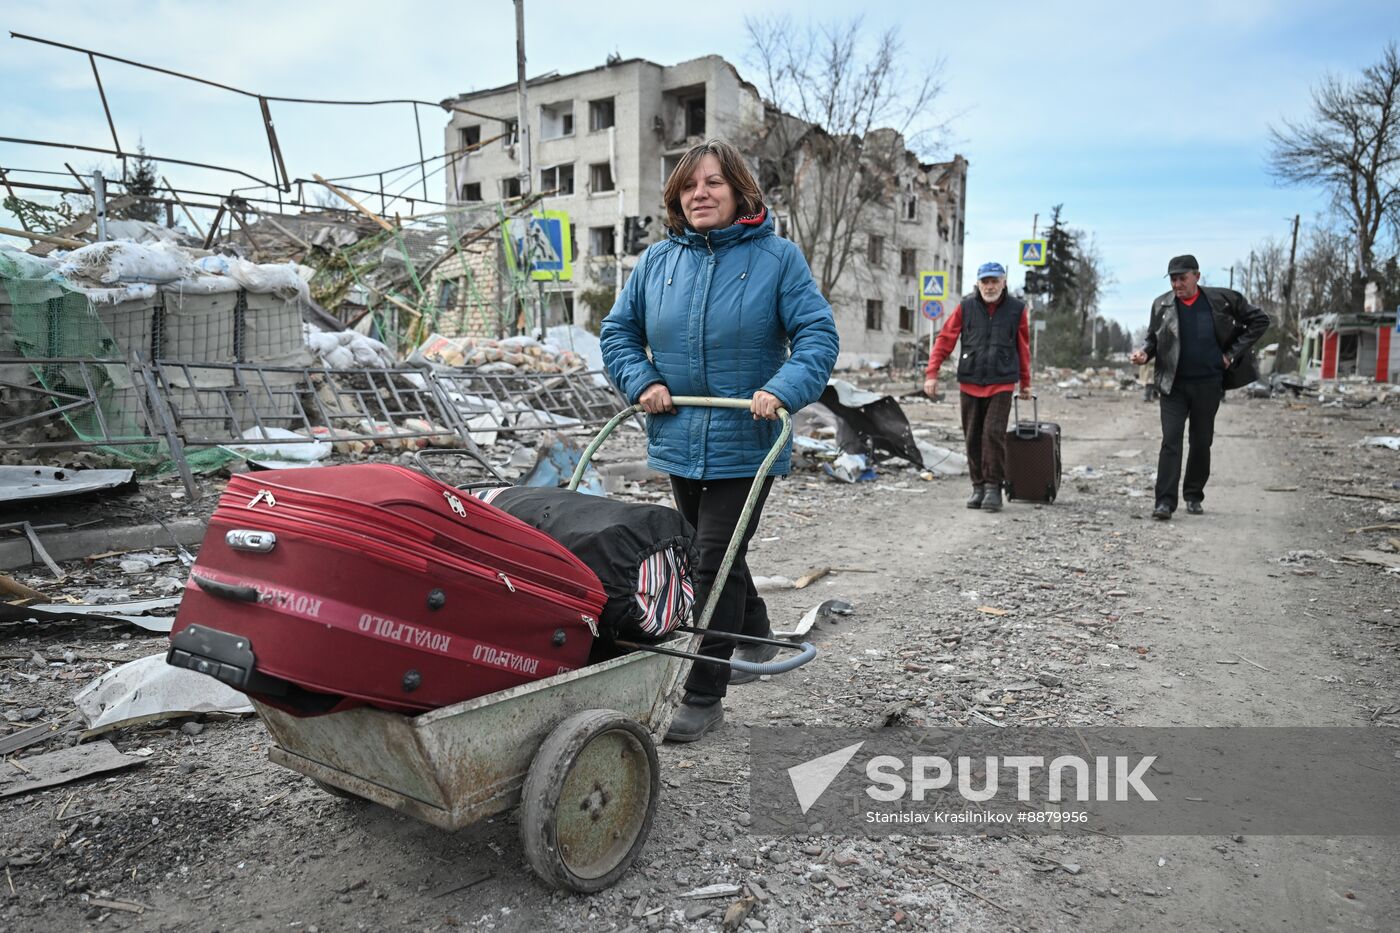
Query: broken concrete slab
[
  {"left": 0, "top": 465, "right": 135, "bottom": 503},
  {"left": 0, "top": 518, "right": 206, "bottom": 572},
  {"left": 0, "top": 740, "right": 146, "bottom": 798},
  {"left": 73, "top": 652, "right": 253, "bottom": 735}
]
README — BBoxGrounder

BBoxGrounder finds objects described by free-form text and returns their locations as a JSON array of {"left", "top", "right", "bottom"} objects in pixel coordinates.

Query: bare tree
[
  {"left": 745, "top": 16, "right": 946, "bottom": 298},
  {"left": 1269, "top": 42, "right": 1400, "bottom": 282}
]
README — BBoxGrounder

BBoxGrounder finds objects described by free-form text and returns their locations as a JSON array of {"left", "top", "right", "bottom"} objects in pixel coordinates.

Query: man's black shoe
[
  {"left": 1152, "top": 501, "right": 1172, "bottom": 520},
  {"left": 966, "top": 484, "right": 986, "bottom": 509},
  {"left": 1185, "top": 501, "right": 1203, "bottom": 515},
  {"left": 981, "top": 485, "right": 1003, "bottom": 512},
  {"left": 729, "top": 637, "right": 779, "bottom": 685},
  {"left": 665, "top": 695, "right": 724, "bottom": 743}
]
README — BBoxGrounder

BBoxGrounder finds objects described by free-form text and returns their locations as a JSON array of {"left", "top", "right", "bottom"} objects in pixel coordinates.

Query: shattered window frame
[
  {"left": 865, "top": 299, "right": 884, "bottom": 331},
  {"left": 589, "top": 225, "right": 617, "bottom": 256},
  {"left": 540, "top": 101, "right": 576, "bottom": 140},
  {"left": 898, "top": 305, "right": 915, "bottom": 332},
  {"left": 540, "top": 163, "right": 575, "bottom": 196},
  {"left": 589, "top": 97, "right": 616, "bottom": 132},
  {"left": 501, "top": 176, "right": 522, "bottom": 199},
  {"left": 867, "top": 234, "right": 885, "bottom": 267},
  {"left": 458, "top": 124, "right": 482, "bottom": 152},
  {"left": 460, "top": 182, "right": 483, "bottom": 202},
  {"left": 589, "top": 162, "right": 616, "bottom": 194},
  {"left": 900, "top": 248, "right": 917, "bottom": 277}
]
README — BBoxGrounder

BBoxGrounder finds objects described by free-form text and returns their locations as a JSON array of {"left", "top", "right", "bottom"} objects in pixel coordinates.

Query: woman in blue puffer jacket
[{"left": 601, "top": 138, "right": 838, "bottom": 743}]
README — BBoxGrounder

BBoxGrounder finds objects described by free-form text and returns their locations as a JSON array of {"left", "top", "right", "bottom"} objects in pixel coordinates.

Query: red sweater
[{"left": 925, "top": 298, "right": 1032, "bottom": 397}]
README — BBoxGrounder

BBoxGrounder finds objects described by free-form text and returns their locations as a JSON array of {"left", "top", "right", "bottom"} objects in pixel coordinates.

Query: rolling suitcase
[
  {"left": 167, "top": 464, "right": 607, "bottom": 716},
  {"left": 1003, "top": 395, "right": 1061, "bottom": 503}
]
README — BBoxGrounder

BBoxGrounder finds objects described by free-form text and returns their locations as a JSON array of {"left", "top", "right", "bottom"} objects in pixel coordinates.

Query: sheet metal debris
[
  {"left": 0, "top": 740, "right": 146, "bottom": 798},
  {"left": 73, "top": 652, "right": 253, "bottom": 735},
  {"left": 0, "top": 596, "right": 181, "bottom": 633},
  {"left": 0, "top": 466, "right": 135, "bottom": 503}
]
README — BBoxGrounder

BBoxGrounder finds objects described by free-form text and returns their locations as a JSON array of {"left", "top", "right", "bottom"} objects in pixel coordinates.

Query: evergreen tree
[{"left": 118, "top": 144, "right": 162, "bottom": 223}]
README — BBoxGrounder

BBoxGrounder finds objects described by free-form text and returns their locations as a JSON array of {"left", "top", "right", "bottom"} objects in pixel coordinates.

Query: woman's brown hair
[{"left": 661, "top": 138, "right": 765, "bottom": 234}]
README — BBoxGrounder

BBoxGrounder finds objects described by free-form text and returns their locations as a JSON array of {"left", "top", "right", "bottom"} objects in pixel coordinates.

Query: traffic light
[{"left": 623, "top": 216, "right": 652, "bottom": 255}]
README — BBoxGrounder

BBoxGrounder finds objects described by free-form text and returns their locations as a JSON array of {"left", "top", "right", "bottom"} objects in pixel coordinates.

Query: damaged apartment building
[{"left": 441, "top": 54, "right": 967, "bottom": 367}]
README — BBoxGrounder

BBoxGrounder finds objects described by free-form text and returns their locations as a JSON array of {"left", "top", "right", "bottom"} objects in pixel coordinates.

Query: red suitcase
[
  {"left": 167, "top": 464, "right": 606, "bottom": 715},
  {"left": 1003, "top": 395, "right": 1062, "bottom": 503}
]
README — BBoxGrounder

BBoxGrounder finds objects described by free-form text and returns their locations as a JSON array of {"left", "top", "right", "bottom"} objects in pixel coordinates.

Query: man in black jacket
[{"left": 1129, "top": 255, "right": 1269, "bottom": 520}]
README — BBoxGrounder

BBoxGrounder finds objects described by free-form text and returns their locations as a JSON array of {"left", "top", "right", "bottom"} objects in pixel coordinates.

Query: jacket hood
[{"left": 668, "top": 209, "right": 774, "bottom": 250}]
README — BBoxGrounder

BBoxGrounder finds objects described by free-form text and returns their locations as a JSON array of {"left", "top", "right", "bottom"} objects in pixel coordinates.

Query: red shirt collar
[{"left": 1179, "top": 290, "right": 1201, "bottom": 307}]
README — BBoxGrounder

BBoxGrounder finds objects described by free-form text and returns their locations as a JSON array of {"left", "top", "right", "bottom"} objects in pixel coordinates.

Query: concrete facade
[{"left": 443, "top": 55, "right": 965, "bottom": 366}]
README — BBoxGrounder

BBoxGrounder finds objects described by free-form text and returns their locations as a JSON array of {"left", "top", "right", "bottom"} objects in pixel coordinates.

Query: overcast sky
[{"left": 1, "top": 0, "right": 1394, "bottom": 330}]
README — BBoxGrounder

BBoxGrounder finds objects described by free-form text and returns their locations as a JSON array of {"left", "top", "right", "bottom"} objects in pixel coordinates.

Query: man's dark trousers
[{"left": 1154, "top": 380, "right": 1222, "bottom": 509}]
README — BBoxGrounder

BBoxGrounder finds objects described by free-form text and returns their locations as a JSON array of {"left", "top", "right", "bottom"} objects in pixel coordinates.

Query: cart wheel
[
  {"left": 519, "top": 709, "right": 659, "bottom": 893},
  {"left": 312, "top": 778, "right": 363, "bottom": 802}
]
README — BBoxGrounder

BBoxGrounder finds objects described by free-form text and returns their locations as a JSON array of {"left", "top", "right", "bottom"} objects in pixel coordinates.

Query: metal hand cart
[{"left": 249, "top": 398, "right": 816, "bottom": 892}]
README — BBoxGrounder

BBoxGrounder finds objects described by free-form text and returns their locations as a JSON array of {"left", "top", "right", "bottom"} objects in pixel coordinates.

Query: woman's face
[{"left": 679, "top": 154, "right": 738, "bottom": 233}]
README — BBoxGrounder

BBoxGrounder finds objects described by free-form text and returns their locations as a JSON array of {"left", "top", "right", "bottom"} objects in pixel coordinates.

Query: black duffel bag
[{"left": 476, "top": 486, "right": 696, "bottom": 642}]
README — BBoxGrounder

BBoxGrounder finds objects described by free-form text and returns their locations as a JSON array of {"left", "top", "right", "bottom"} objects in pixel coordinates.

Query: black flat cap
[{"left": 1166, "top": 254, "right": 1199, "bottom": 276}]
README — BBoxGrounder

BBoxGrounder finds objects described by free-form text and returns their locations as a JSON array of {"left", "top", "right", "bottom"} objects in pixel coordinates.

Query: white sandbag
[{"left": 58, "top": 240, "right": 195, "bottom": 285}]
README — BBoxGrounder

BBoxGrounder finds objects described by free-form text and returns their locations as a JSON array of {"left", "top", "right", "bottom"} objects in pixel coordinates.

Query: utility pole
[
  {"left": 1280, "top": 214, "right": 1301, "bottom": 373},
  {"left": 513, "top": 0, "right": 545, "bottom": 336},
  {"left": 513, "top": 0, "right": 532, "bottom": 200},
  {"left": 93, "top": 171, "right": 108, "bottom": 242}
]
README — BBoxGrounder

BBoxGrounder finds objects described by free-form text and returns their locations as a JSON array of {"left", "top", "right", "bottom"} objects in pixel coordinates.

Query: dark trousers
[
  {"left": 670, "top": 475, "right": 774, "bottom": 700},
  {"left": 959, "top": 391, "right": 1015, "bottom": 485},
  {"left": 1154, "top": 380, "right": 1223, "bottom": 509}
]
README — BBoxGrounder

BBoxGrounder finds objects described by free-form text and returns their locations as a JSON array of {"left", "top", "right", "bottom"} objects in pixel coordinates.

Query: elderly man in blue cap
[{"left": 923, "top": 262, "right": 1032, "bottom": 512}]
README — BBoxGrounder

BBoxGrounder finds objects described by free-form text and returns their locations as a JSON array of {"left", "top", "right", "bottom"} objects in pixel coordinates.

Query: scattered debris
[
  {"left": 0, "top": 740, "right": 146, "bottom": 798},
  {"left": 73, "top": 652, "right": 253, "bottom": 735},
  {"left": 0, "top": 466, "right": 135, "bottom": 503}
]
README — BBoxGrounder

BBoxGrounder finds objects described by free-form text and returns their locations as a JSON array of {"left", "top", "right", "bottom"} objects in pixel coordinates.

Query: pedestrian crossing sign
[
  {"left": 1019, "top": 239, "right": 1047, "bottom": 266},
  {"left": 918, "top": 270, "right": 947, "bottom": 301}
]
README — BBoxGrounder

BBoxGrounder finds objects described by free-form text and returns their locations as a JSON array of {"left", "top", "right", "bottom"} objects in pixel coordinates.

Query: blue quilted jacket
[{"left": 600, "top": 213, "right": 838, "bottom": 480}]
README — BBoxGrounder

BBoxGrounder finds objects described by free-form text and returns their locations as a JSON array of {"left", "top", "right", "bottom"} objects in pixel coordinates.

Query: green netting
[{"left": 0, "top": 250, "right": 163, "bottom": 462}]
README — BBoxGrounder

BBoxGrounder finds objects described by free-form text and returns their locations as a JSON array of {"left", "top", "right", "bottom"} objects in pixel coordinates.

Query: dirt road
[{"left": 3, "top": 383, "right": 1398, "bottom": 931}]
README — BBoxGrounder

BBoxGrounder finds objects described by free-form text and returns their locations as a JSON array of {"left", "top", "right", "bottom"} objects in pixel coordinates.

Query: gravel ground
[{"left": 2, "top": 379, "right": 1398, "bottom": 932}]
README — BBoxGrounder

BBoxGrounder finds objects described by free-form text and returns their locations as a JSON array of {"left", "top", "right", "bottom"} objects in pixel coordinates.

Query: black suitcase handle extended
[{"left": 1012, "top": 394, "right": 1043, "bottom": 439}]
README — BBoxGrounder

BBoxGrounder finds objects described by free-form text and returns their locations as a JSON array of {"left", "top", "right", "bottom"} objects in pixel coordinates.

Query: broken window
[
  {"left": 437, "top": 278, "right": 460, "bottom": 312},
  {"left": 662, "top": 154, "right": 682, "bottom": 182},
  {"left": 540, "top": 102, "right": 575, "bottom": 140},
  {"left": 589, "top": 162, "right": 615, "bottom": 193},
  {"left": 903, "top": 195, "right": 917, "bottom": 221},
  {"left": 502, "top": 120, "right": 519, "bottom": 148},
  {"left": 867, "top": 235, "right": 885, "bottom": 267},
  {"left": 898, "top": 305, "right": 914, "bottom": 332},
  {"left": 458, "top": 124, "right": 481, "bottom": 152},
  {"left": 589, "top": 97, "right": 616, "bottom": 131},
  {"left": 684, "top": 95, "right": 706, "bottom": 137},
  {"left": 540, "top": 163, "right": 575, "bottom": 195},
  {"left": 460, "top": 182, "right": 482, "bottom": 202},
  {"left": 501, "top": 176, "right": 522, "bottom": 199},
  {"left": 866, "top": 299, "right": 884, "bottom": 331},
  {"left": 900, "top": 248, "right": 917, "bottom": 277},
  {"left": 589, "top": 226, "right": 617, "bottom": 256}
]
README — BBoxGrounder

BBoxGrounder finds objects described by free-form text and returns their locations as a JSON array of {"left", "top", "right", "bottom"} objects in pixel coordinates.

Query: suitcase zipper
[
  {"left": 211, "top": 506, "right": 603, "bottom": 618},
  {"left": 222, "top": 477, "right": 598, "bottom": 601}
]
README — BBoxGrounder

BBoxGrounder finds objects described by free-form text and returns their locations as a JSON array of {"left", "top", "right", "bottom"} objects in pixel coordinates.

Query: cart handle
[
  {"left": 569, "top": 396, "right": 792, "bottom": 640},
  {"left": 729, "top": 641, "right": 817, "bottom": 675}
]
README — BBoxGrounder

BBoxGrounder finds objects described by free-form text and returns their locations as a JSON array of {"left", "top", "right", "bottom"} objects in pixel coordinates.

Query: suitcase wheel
[{"left": 519, "top": 709, "right": 659, "bottom": 893}]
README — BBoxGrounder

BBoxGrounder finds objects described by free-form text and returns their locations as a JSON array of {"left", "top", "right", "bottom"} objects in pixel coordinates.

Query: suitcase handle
[
  {"left": 1012, "top": 393, "right": 1041, "bottom": 438},
  {"left": 192, "top": 574, "right": 261, "bottom": 603}
]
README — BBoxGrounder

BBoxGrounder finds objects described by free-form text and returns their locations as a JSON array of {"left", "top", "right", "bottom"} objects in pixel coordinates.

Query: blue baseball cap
[{"left": 976, "top": 261, "right": 1007, "bottom": 280}]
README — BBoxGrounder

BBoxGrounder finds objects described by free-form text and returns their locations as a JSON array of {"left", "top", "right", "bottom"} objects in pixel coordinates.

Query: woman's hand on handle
[
  {"left": 751, "top": 390, "right": 783, "bottom": 421},
  {"left": 639, "top": 383, "right": 675, "bottom": 414}
]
